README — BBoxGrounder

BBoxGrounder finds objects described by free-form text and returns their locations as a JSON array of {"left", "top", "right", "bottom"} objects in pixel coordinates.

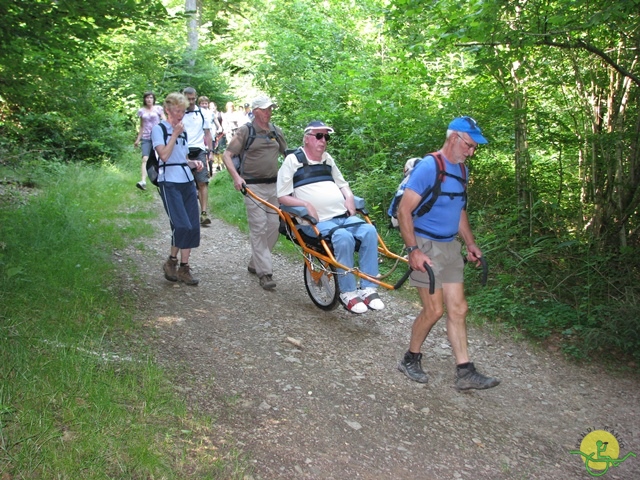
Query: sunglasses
[{"left": 307, "top": 133, "right": 331, "bottom": 142}]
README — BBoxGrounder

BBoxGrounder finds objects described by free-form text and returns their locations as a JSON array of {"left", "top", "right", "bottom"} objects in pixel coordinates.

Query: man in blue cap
[{"left": 396, "top": 116, "right": 500, "bottom": 390}]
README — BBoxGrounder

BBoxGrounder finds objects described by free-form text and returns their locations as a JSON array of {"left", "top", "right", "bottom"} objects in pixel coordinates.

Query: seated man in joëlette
[{"left": 276, "top": 121, "right": 384, "bottom": 314}]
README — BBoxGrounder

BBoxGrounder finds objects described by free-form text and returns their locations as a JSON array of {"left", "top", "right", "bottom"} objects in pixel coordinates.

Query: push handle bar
[
  {"left": 463, "top": 255, "right": 488, "bottom": 286},
  {"left": 394, "top": 262, "right": 435, "bottom": 295}
]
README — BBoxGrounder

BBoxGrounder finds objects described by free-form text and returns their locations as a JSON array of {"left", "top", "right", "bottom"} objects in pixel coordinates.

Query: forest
[{"left": 1, "top": 0, "right": 639, "bottom": 361}]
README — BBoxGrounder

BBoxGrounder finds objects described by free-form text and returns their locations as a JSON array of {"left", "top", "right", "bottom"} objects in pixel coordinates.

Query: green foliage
[
  {"left": 0, "top": 0, "right": 232, "bottom": 166},
  {"left": 466, "top": 223, "right": 640, "bottom": 361},
  {"left": 0, "top": 0, "right": 168, "bottom": 109},
  {"left": 0, "top": 159, "right": 250, "bottom": 478},
  {"left": 208, "top": 170, "right": 250, "bottom": 231},
  {"left": 1, "top": 0, "right": 638, "bottom": 370},
  {"left": 388, "top": 0, "right": 640, "bottom": 248},
  {"left": 2, "top": 106, "right": 132, "bottom": 163}
]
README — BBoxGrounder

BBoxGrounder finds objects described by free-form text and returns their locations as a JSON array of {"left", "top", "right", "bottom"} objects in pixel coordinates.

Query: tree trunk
[
  {"left": 511, "top": 60, "right": 532, "bottom": 236},
  {"left": 186, "top": 0, "right": 198, "bottom": 62}
]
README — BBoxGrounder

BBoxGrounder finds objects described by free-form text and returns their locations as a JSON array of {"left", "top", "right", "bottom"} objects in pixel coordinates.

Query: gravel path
[{"left": 124, "top": 192, "right": 639, "bottom": 479}]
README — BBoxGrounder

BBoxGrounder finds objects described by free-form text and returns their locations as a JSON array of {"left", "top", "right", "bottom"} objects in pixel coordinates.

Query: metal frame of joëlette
[{"left": 241, "top": 185, "right": 436, "bottom": 294}]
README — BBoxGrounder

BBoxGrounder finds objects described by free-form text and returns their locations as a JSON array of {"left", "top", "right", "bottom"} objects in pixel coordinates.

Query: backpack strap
[
  {"left": 412, "top": 152, "right": 467, "bottom": 218},
  {"left": 195, "top": 106, "right": 205, "bottom": 129},
  {"left": 290, "top": 148, "right": 334, "bottom": 188},
  {"left": 157, "top": 123, "right": 189, "bottom": 178},
  {"left": 183, "top": 107, "right": 205, "bottom": 130},
  {"left": 235, "top": 122, "right": 258, "bottom": 176},
  {"left": 160, "top": 123, "right": 169, "bottom": 145},
  {"left": 237, "top": 122, "right": 285, "bottom": 179},
  {"left": 156, "top": 123, "right": 169, "bottom": 165}
]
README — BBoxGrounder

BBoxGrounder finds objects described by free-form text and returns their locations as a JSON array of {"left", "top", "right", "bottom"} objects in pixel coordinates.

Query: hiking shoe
[
  {"left": 163, "top": 257, "right": 178, "bottom": 282},
  {"left": 177, "top": 265, "right": 199, "bottom": 286},
  {"left": 136, "top": 181, "right": 146, "bottom": 191},
  {"left": 247, "top": 265, "right": 257, "bottom": 275},
  {"left": 397, "top": 351, "right": 429, "bottom": 383},
  {"left": 340, "top": 291, "right": 368, "bottom": 314},
  {"left": 358, "top": 287, "right": 385, "bottom": 310},
  {"left": 200, "top": 211, "right": 211, "bottom": 226},
  {"left": 259, "top": 274, "right": 276, "bottom": 290},
  {"left": 455, "top": 362, "right": 500, "bottom": 390}
]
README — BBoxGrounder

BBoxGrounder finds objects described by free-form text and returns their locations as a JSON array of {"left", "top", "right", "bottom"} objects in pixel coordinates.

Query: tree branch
[
  {"left": 457, "top": 37, "right": 640, "bottom": 87},
  {"left": 538, "top": 39, "right": 640, "bottom": 87}
]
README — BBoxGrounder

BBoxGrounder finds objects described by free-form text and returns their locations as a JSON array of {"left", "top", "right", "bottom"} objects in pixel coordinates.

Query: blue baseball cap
[{"left": 448, "top": 116, "right": 488, "bottom": 144}]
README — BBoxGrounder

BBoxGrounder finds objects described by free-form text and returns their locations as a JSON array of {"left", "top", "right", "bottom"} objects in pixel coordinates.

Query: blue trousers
[
  {"left": 159, "top": 181, "right": 200, "bottom": 249},
  {"left": 304, "top": 216, "right": 379, "bottom": 293}
]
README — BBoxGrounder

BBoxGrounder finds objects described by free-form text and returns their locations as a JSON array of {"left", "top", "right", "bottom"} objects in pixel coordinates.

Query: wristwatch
[{"left": 404, "top": 245, "right": 419, "bottom": 254}]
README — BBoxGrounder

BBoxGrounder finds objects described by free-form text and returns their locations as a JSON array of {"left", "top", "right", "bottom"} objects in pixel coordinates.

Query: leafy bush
[{"left": 2, "top": 108, "right": 131, "bottom": 164}]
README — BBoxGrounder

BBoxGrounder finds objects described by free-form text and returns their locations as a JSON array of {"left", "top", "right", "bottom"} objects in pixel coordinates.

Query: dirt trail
[{"left": 125, "top": 194, "right": 639, "bottom": 479}]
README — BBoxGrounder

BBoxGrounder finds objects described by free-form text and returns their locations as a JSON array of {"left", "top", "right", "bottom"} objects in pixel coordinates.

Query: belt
[{"left": 245, "top": 177, "right": 277, "bottom": 185}]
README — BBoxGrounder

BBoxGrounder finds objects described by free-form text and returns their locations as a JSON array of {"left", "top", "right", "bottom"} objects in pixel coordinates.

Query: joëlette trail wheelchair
[{"left": 242, "top": 186, "right": 436, "bottom": 310}]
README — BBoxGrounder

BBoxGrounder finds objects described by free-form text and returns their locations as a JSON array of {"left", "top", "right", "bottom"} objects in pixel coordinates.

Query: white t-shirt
[
  {"left": 151, "top": 121, "right": 193, "bottom": 183},
  {"left": 277, "top": 149, "right": 350, "bottom": 222},
  {"left": 182, "top": 106, "right": 211, "bottom": 149}
]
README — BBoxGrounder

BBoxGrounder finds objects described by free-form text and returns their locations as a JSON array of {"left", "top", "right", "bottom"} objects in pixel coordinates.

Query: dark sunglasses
[{"left": 307, "top": 133, "right": 331, "bottom": 142}]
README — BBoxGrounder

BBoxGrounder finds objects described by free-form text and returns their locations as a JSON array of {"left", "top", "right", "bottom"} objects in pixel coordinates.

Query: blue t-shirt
[
  {"left": 151, "top": 121, "right": 193, "bottom": 184},
  {"left": 405, "top": 154, "right": 467, "bottom": 241}
]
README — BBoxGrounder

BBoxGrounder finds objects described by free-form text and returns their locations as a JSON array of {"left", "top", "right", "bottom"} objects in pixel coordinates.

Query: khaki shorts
[
  {"left": 409, "top": 238, "right": 464, "bottom": 289},
  {"left": 189, "top": 149, "right": 210, "bottom": 184}
]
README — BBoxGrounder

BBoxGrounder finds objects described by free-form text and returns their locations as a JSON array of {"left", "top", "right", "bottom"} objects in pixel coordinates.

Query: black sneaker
[
  {"left": 455, "top": 362, "right": 500, "bottom": 390},
  {"left": 397, "top": 352, "right": 429, "bottom": 384}
]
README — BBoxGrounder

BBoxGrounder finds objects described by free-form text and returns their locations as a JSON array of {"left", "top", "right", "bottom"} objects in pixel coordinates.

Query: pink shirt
[{"left": 137, "top": 105, "right": 164, "bottom": 140}]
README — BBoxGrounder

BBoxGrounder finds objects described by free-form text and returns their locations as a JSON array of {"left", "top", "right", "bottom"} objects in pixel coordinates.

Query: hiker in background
[
  {"left": 211, "top": 101, "right": 223, "bottom": 128},
  {"left": 222, "top": 95, "right": 287, "bottom": 290},
  {"left": 152, "top": 92, "right": 204, "bottom": 286},
  {"left": 210, "top": 101, "right": 226, "bottom": 172},
  {"left": 222, "top": 101, "right": 239, "bottom": 143},
  {"left": 243, "top": 102, "right": 254, "bottom": 123},
  {"left": 198, "top": 96, "right": 222, "bottom": 176},
  {"left": 182, "top": 87, "right": 214, "bottom": 226},
  {"left": 198, "top": 96, "right": 222, "bottom": 134},
  {"left": 277, "top": 121, "right": 384, "bottom": 314},
  {"left": 396, "top": 116, "right": 500, "bottom": 391},
  {"left": 134, "top": 91, "right": 165, "bottom": 191}
]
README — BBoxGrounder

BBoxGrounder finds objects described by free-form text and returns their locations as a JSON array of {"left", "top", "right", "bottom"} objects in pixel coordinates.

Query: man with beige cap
[{"left": 223, "top": 95, "right": 287, "bottom": 290}]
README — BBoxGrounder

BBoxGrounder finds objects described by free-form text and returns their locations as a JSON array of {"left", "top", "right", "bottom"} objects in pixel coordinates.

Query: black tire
[{"left": 303, "top": 256, "right": 339, "bottom": 310}]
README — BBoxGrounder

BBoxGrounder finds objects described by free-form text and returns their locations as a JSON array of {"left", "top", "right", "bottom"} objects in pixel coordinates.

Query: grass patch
[
  {"left": 208, "top": 171, "right": 251, "bottom": 234},
  {"left": 0, "top": 159, "right": 251, "bottom": 478}
]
